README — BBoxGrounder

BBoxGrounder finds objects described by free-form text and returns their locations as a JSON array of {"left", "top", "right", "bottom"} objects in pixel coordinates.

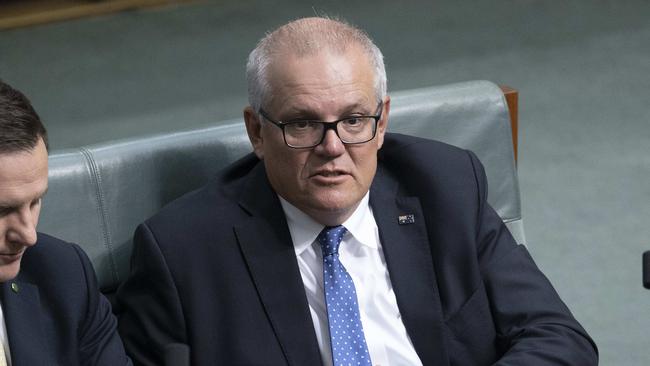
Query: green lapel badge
[{"left": 11, "top": 282, "right": 19, "bottom": 293}]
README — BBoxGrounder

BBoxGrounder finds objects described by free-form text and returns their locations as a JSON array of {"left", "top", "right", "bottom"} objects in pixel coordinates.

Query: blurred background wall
[{"left": 1, "top": 1, "right": 649, "bottom": 364}]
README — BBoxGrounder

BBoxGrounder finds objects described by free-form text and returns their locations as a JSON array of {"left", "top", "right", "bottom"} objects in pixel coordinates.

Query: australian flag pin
[{"left": 398, "top": 214, "right": 415, "bottom": 225}]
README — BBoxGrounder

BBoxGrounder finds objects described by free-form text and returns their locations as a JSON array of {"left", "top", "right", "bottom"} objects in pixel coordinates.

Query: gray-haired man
[{"left": 117, "top": 17, "right": 597, "bottom": 365}]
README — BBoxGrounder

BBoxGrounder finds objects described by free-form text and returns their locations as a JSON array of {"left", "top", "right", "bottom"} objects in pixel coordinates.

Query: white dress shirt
[
  {"left": 0, "top": 302, "right": 12, "bottom": 366},
  {"left": 280, "top": 193, "right": 423, "bottom": 366}
]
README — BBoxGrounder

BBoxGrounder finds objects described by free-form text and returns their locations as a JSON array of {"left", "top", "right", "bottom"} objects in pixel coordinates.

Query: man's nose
[
  {"left": 315, "top": 129, "right": 345, "bottom": 156},
  {"left": 9, "top": 208, "right": 38, "bottom": 247}
]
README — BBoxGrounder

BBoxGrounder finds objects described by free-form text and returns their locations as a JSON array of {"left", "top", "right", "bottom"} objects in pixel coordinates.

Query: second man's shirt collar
[{"left": 279, "top": 191, "right": 378, "bottom": 257}]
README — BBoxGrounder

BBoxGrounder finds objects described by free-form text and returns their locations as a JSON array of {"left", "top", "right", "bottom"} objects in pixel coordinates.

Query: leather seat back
[{"left": 38, "top": 80, "right": 523, "bottom": 294}]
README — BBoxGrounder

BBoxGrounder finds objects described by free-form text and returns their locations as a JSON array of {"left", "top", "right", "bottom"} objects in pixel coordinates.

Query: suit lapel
[
  {"left": 370, "top": 168, "right": 449, "bottom": 366},
  {"left": 234, "top": 164, "right": 323, "bottom": 366},
  {"left": 1, "top": 280, "right": 51, "bottom": 366}
]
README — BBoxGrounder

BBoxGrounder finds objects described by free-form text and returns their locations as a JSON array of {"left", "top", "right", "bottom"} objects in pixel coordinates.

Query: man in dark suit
[
  {"left": 117, "top": 17, "right": 598, "bottom": 365},
  {"left": 0, "top": 80, "right": 131, "bottom": 365}
]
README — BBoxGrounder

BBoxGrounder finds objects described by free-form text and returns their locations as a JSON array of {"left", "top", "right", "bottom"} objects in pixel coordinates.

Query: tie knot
[{"left": 317, "top": 225, "right": 347, "bottom": 257}]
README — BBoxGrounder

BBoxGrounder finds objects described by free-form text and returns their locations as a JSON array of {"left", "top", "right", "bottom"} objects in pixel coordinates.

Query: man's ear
[
  {"left": 376, "top": 96, "right": 390, "bottom": 150},
  {"left": 244, "top": 106, "right": 265, "bottom": 159}
]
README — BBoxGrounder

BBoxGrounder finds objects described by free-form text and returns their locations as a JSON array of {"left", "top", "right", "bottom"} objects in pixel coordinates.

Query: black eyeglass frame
[{"left": 258, "top": 102, "right": 384, "bottom": 149}]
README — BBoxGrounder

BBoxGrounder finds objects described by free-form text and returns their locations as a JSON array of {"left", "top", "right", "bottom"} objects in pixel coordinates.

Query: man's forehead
[
  {"left": 271, "top": 42, "right": 366, "bottom": 67},
  {"left": 0, "top": 143, "right": 49, "bottom": 202},
  {"left": 266, "top": 48, "right": 375, "bottom": 107},
  {"left": 281, "top": 99, "right": 371, "bottom": 115}
]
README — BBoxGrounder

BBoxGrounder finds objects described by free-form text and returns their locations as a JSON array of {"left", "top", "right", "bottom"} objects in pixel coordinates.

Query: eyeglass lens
[{"left": 284, "top": 117, "right": 376, "bottom": 147}]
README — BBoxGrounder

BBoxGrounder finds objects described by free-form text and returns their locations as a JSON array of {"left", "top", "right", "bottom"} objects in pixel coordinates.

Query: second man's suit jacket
[
  {"left": 1, "top": 233, "right": 131, "bottom": 366},
  {"left": 116, "top": 133, "right": 597, "bottom": 365}
]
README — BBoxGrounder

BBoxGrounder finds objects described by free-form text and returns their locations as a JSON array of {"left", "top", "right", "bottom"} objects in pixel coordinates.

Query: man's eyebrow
[
  {"left": 0, "top": 195, "right": 16, "bottom": 207},
  {"left": 283, "top": 102, "right": 373, "bottom": 120},
  {"left": 0, "top": 187, "right": 48, "bottom": 208},
  {"left": 341, "top": 103, "right": 373, "bottom": 115},
  {"left": 34, "top": 187, "right": 49, "bottom": 202},
  {"left": 0, "top": 201, "right": 16, "bottom": 212},
  {"left": 281, "top": 107, "right": 320, "bottom": 120}
]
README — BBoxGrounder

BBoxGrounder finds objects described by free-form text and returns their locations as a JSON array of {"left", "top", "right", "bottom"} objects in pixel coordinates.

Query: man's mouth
[
  {"left": 310, "top": 169, "right": 350, "bottom": 184},
  {"left": 0, "top": 248, "right": 26, "bottom": 257},
  {"left": 316, "top": 170, "right": 345, "bottom": 177}
]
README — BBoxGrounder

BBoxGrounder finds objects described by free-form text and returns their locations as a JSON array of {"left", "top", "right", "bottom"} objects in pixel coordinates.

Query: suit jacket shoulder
[
  {"left": 376, "top": 133, "right": 597, "bottom": 365},
  {"left": 1, "top": 233, "right": 131, "bottom": 366}
]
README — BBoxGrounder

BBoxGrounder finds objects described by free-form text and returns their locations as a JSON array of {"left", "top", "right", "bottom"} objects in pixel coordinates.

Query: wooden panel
[
  {"left": 0, "top": 0, "right": 194, "bottom": 30},
  {"left": 499, "top": 85, "right": 519, "bottom": 163}
]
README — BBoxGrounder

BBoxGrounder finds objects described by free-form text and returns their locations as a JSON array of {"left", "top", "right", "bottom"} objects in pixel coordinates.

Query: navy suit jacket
[
  {"left": 1, "top": 233, "right": 131, "bottom": 366},
  {"left": 117, "top": 133, "right": 597, "bottom": 365}
]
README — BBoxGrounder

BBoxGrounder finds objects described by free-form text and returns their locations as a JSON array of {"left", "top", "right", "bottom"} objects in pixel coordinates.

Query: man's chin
[
  {"left": 302, "top": 193, "right": 364, "bottom": 224},
  {"left": 0, "top": 262, "right": 22, "bottom": 283}
]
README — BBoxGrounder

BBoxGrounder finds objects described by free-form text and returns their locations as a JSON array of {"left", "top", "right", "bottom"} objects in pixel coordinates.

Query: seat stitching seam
[{"left": 80, "top": 147, "right": 119, "bottom": 287}]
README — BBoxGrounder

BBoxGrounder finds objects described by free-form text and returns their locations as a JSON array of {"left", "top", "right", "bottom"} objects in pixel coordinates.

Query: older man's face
[
  {"left": 245, "top": 46, "right": 389, "bottom": 225},
  {"left": 0, "top": 138, "right": 48, "bottom": 282}
]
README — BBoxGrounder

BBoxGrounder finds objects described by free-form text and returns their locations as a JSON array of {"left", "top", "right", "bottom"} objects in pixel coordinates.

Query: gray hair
[{"left": 246, "top": 17, "right": 387, "bottom": 112}]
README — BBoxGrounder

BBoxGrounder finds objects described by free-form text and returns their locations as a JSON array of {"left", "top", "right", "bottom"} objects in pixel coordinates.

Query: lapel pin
[
  {"left": 398, "top": 214, "right": 415, "bottom": 225},
  {"left": 11, "top": 282, "right": 19, "bottom": 293}
]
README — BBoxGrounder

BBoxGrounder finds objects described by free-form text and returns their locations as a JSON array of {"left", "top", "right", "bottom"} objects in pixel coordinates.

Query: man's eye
[
  {"left": 342, "top": 117, "right": 361, "bottom": 126},
  {"left": 294, "top": 121, "right": 310, "bottom": 129},
  {"left": 342, "top": 117, "right": 371, "bottom": 129},
  {"left": 30, "top": 198, "right": 41, "bottom": 208}
]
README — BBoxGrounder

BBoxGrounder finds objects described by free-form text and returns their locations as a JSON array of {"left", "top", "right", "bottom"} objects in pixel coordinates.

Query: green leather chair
[{"left": 38, "top": 80, "right": 523, "bottom": 300}]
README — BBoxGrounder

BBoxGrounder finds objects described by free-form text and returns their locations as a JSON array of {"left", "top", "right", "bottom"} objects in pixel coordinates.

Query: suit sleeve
[
  {"left": 72, "top": 244, "right": 132, "bottom": 366},
  {"left": 116, "top": 223, "right": 188, "bottom": 366},
  {"left": 467, "top": 151, "right": 599, "bottom": 365}
]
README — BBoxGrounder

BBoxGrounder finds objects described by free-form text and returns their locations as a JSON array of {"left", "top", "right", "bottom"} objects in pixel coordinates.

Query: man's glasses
[{"left": 259, "top": 102, "right": 383, "bottom": 149}]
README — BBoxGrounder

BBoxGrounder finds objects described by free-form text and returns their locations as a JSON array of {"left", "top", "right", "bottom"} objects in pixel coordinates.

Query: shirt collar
[{"left": 280, "top": 192, "right": 378, "bottom": 257}]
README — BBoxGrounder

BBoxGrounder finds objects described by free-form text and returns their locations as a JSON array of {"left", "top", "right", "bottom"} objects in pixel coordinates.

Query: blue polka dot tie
[{"left": 318, "top": 225, "right": 372, "bottom": 366}]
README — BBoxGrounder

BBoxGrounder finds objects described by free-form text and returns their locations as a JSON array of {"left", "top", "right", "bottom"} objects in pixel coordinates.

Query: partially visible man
[
  {"left": 0, "top": 80, "right": 131, "bottom": 365},
  {"left": 117, "top": 17, "right": 598, "bottom": 365}
]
